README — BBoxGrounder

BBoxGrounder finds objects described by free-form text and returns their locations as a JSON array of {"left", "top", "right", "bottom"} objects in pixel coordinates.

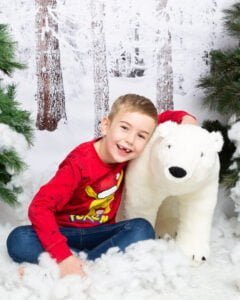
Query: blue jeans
[{"left": 7, "top": 218, "right": 155, "bottom": 263}]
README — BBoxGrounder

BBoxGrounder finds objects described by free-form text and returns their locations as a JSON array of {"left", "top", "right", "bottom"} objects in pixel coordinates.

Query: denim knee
[
  {"left": 128, "top": 218, "right": 155, "bottom": 241},
  {"left": 7, "top": 225, "right": 42, "bottom": 263},
  {"left": 7, "top": 226, "right": 27, "bottom": 262}
]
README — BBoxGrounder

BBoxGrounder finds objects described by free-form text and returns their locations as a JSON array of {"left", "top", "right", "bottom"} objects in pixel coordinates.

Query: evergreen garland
[{"left": 0, "top": 24, "right": 33, "bottom": 206}]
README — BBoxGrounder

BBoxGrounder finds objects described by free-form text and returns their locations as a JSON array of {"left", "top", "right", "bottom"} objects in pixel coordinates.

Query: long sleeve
[
  {"left": 158, "top": 110, "right": 196, "bottom": 124},
  {"left": 28, "top": 155, "right": 82, "bottom": 262}
]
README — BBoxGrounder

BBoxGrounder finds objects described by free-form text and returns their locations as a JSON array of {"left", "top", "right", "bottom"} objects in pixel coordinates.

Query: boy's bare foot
[{"left": 18, "top": 265, "right": 25, "bottom": 277}]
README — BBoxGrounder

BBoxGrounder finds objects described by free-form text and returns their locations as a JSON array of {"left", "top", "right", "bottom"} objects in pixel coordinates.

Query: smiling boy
[{"left": 7, "top": 94, "right": 196, "bottom": 278}]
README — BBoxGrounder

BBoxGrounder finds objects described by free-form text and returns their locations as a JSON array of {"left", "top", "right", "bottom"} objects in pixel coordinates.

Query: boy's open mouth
[{"left": 117, "top": 144, "right": 132, "bottom": 153}]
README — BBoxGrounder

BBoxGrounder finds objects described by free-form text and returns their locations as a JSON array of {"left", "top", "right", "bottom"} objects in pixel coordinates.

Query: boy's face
[{"left": 99, "top": 110, "right": 156, "bottom": 164}]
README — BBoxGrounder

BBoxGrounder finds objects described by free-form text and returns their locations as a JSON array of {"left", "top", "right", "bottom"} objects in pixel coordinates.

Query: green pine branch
[
  {"left": 0, "top": 150, "right": 26, "bottom": 174},
  {"left": 198, "top": 49, "right": 240, "bottom": 116},
  {"left": 222, "top": 158, "right": 240, "bottom": 189},
  {"left": 224, "top": 3, "right": 240, "bottom": 38},
  {"left": 0, "top": 164, "right": 11, "bottom": 184},
  {"left": 0, "top": 84, "right": 34, "bottom": 145},
  {"left": 0, "top": 24, "right": 34, "bottom": 206},
  {"left": 0, "top": 24, "right": 26, "bottom": 76},
  {"left": 0, "top": 183, "right": 19, "bottom": 206},
  {"left": 0, "top": 149, "right": 26, "bottom": 205}
]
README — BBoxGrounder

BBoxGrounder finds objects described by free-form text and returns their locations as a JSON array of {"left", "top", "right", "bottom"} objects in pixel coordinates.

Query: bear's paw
[{"left": 177, "top": 240, "right": 210, "bottom": 264}]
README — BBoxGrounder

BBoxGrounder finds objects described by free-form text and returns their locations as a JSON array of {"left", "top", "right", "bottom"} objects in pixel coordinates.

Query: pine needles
[{"left": 0, "top": 24, "right": 33, "bottom": 205}]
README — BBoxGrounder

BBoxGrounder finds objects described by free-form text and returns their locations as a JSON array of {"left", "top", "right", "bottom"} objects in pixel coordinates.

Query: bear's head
[{"left": 148, "top": 121, "right": 223, "bottom": 194}]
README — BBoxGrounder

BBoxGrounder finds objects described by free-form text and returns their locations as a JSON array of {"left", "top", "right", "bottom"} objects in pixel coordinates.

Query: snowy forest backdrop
[
  {"left": 1, "top": 1, "right": 240, "bottom": 299},
  {"left": 0, "top": 0, "right": 239, "bottom": 220}
]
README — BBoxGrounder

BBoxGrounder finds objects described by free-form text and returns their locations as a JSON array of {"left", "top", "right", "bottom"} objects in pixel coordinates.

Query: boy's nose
[{"left": 126, "top": 133, "right": 135, "bottom": 145}]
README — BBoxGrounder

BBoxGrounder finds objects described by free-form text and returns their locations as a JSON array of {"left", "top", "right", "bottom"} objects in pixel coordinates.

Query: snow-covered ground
[{"left": 0, "top": 194, "right": 240, "bottom": 299}]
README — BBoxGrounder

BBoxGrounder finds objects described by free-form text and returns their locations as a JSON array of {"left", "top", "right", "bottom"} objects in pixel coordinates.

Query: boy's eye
[
  {"left": 121, "top": 125, "right": 128, "bottom": 130},
  {"left": 138, "top": 134, "right": 146, "bottom": 140}
]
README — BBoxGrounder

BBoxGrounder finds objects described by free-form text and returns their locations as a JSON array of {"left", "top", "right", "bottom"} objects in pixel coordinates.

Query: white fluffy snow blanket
[{"left": 0, "top": 213, "right": 240, "bottom": 300}]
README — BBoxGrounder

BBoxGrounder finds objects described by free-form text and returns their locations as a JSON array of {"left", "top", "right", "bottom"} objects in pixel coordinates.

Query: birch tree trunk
[
  {"left": 155, "top": 0, "right": 173, "bottom": 112},
  {"left": 91, "top": 0, "right": 109, "bottom": 137},
  {"left": 35, "top": 0, "right": 66, "bottom": 131}
]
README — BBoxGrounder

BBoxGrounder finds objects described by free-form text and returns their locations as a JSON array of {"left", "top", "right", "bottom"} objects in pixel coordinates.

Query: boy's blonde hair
[{"left": 108, "top": 94, "right": 158, "bottom": 124}]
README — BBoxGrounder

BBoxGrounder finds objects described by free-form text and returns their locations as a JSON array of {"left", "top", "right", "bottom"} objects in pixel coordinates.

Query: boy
[{"left": 7, "top": 94, "right": 196, "bottom": 277}]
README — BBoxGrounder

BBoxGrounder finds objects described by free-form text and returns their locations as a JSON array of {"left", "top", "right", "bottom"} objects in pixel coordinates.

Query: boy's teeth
[{"left": 119, "top": 145, "right": 131, "bottom": 153}]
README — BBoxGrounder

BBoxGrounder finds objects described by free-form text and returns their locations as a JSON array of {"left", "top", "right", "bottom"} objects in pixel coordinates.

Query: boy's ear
[{"left": 100, "top": 117, "right": 110, "bottom": 136}]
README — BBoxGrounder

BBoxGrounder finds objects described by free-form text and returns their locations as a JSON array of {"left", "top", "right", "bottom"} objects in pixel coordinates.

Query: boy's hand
[
  {"left": 181, "top": 115, "right": 198, "bottom": 125},
  {"left": 58, "top": 255, "right": 85, "bottom": 278}
]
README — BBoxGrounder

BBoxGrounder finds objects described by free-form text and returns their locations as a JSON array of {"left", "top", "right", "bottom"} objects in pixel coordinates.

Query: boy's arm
[
  {"left": 28, "top": 154, "right": 82, "bottom": 263},
  {"left": 158, "top": 110, "right": 197, "bottom": 125}
]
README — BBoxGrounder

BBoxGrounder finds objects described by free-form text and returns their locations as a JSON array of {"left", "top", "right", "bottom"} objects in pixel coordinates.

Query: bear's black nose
[{"left": 169, "top": 166, "right": 187, "bottom": 178}]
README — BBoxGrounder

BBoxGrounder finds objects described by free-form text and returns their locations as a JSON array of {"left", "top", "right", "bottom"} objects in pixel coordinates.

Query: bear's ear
[
  {"left": 156, "top": 121, "right": 178, "bottom": 138},
  {"left": 210, "top": 131, "right": 224, "bottom": 152}
]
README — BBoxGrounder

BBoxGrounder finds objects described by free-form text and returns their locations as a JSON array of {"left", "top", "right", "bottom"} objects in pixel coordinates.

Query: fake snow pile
[
  {"left": 0, "top": 231, "right": 189, "bottom": 300},
  {"left": 0, "top": 211, "right": 239, "bottom": 299}
]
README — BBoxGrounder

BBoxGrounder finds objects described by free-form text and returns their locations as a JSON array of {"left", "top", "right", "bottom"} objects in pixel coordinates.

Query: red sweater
[{"left": 28, "top": 110, "right": 194, "bottom": 262}]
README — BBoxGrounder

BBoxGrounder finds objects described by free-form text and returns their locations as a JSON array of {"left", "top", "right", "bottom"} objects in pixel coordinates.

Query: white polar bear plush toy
[{"left": 123, "top": 121, "right": 223, "bottom": 262}]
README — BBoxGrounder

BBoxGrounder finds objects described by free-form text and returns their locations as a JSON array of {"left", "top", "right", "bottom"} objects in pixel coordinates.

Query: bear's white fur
[{"left": 122, "top": 121, "right": 223, "bottom": 262}]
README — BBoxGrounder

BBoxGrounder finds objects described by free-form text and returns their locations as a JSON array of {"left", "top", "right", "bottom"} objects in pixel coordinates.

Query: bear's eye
[
  {"left": 167, "top": 144, "right": 171, "bottom": 149},
  {"left": 200, "top": 152, "right": 204, "bottom": 157}
]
